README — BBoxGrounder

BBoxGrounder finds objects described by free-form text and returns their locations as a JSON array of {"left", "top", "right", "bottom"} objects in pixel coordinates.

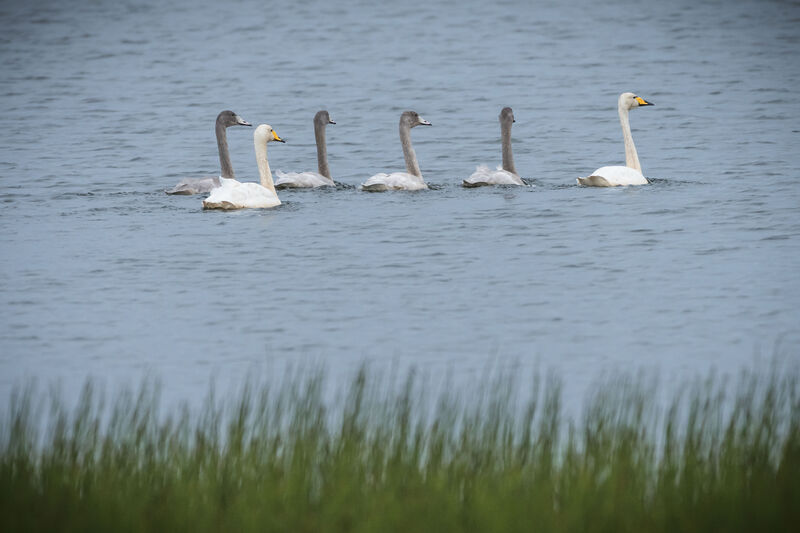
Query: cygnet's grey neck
[
  {"left": 314, "top": 117, "right": 331, "bottom": 179},
  {"left": 501, "top": 115, "right": 517, "bottom": 175},
  {"left": 400, "top": 121, "right": 421, "bottom": 177},
  {"left": 215, "top": 116, "right": 235, "bottom": 179}
]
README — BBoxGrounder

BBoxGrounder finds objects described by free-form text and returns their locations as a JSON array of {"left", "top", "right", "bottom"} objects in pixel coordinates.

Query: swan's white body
[
  {"left": 167, "top": 111, "right": 251, "bottom": 195},
  {"left": 203, "top": 124, "right": 284, "bottom": 210},
  {"left": 275, "top": 171, "right": 334, "bottom": 188},
  {"left": 362, "top": 111, "right": 431, "bottom": 191},
  {"left": 274, "top": 110, "right": 337, "bottom": 189},
  {"left": 204, "top": 177, "right": 281, "bottom": 209},
  {"left": 578, "top": 93, "right": 653, "bottom": 187},
  {"left": 362, "top": 172, "right": 428, "bottom": 191},
  {"left": 464, "top": 165, "right": 525, "bottom": 187},
  {"left": 579, "top": 166, "right": 647, "bottom": 187},
  {"left": 463, "top": 107, "right": 525, "bottom": 187}
]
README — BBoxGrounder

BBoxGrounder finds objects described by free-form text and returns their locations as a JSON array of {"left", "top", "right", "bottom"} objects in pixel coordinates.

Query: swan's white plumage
[
  {"left": 274, "top": 170, "right": 334, "bottom": 189},
  {"left": 578, "top": 92, "right": 654, "bottom": 187},
  {"left": 203, "top": 177, "right": 281, "bottom": 209},
  {"left": 362, "top": 172, "right": 428, "bottom": 191},
  {"left": 578, "top": 166, "right": 647, "bottom": 187},
  {"left": 463, "top": 165, "right": 525, "bottom": 187},
  {"left": 202, "top": 124, "right": 283, "bottom": 210}
]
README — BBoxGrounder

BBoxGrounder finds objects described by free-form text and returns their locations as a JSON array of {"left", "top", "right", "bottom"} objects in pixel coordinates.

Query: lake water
[{"left": 1, "top": 0, "right": 799, "bottom": 409}]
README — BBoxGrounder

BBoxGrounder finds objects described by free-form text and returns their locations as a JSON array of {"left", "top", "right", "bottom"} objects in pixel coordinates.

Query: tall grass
[{"left": 1, "top": 364, "right": 798, "bottom": 532}]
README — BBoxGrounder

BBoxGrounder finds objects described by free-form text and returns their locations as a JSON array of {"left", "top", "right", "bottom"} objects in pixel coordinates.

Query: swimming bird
[
  {"left": 361, "top": 111, "right": 431, "bottom": 191},
  {"left": 578, "top": 92, "right": 654, "bottom": 187},
  {"left": 166, "top": 110, "right": 251, "bottom": 194},
  {"left": 463, "top": 107, "right": 525, "bottom": 187},
  {"left": 202, "top": 124, "right": 284, "bottom": 210},
  {"left": 274, "top": 110, "right": 336, "bottom": 188}
]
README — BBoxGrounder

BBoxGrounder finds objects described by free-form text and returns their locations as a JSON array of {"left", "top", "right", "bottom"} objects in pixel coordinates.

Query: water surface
[{"left": 1, "top": 0, "right": 799, "bottom": 407}]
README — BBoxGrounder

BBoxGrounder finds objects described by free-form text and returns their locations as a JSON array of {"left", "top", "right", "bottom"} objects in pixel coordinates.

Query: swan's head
[
  {"left": 619, "top": 92, "right": 654, "bottom": 110},
  {"left": 315, "top": 110, "right": 336, "bottom": 125},
  {"left": 254, "top": 124, "right": 285, "bottom": 144},
  {"left": 217, "top": 110, "right": 252, "bottom": 127},
  {"left": 400, "top": 110, "right": 431, "bottom": 128},
  {"left": 500, "top": 107, "right": 515, "bottom": 124}
]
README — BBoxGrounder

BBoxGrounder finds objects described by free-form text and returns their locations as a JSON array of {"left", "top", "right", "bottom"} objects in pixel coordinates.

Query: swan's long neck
[
  {"left": 254, "top": 138, "right": 277, "bottom": 195},
  {"left": 501, "top": 119, "right": 517, "bottom": 175},
  {"left": 618, "top": 104, "right": 642, "bottom": 173},
  {"left": 400, "top": 123, "right": 421, "bottom": 177},
  {"left": 314, "top": 121, "right": 331, "bottom": 179},
  {"left": 216, "top": 120, "right": 235, "bottom": 179}
]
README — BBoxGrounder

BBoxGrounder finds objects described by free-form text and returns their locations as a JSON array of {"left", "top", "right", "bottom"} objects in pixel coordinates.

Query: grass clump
[{"left": 1, "top": 365, "right": 798, "bottom": 532}]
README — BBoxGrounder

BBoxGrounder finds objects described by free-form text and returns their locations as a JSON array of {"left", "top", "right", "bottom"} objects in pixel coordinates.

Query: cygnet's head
[
  {"left": 400, "top": 110, "right": 431, "bottom": 128},
  {"left": 254, "top": 124, "right": 285, "bottom": 144},
  {"left": 619, "top": 92, "right": 654, "bottom": 110},
  {"left": 217, "top": 110, "right": 252, "bottom": 127},
  {"left": 500, "top": 107, "right": 515, "bottom": 124},
  {"left": 315, "top": 110, "right": 336, "bottom": 125}
]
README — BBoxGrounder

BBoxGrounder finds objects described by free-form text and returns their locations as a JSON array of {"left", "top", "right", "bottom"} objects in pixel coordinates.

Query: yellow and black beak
[
  {"left": 272, "top": 129, "right": 285, "bottom": 143},
  {"left": 635, "top": 96, "right": 654, "bottom": 106}
]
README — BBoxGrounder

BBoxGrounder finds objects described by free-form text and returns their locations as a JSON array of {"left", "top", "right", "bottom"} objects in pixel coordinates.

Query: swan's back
[
  {"left": 362, "top": 172, "right": 428, "bottom": 191},
  {"left": 578, "top": 166, "right": 648, "bottom": 187},
  {"left": 202, "top": 178, "right": 281, "bottom": 209}
]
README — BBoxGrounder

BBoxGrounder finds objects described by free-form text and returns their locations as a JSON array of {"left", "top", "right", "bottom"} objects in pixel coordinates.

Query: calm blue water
[{"left": 1, "top": 0, "right": 799, "bottom": 407}]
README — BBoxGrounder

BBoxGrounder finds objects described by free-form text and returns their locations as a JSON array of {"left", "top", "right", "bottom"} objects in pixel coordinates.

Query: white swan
[
  {"left": 202, "top": 124, "right": 284, "bottom": 210},
  {"left": 274, "top": 110, "right": 336, "bottom": 189},
  {"left": 463, "top": 107, "right": 525, "bottom": 187},
  {"left": 166, "top": 110, "right": 251, "bottom": 194},
  {"left": 578, "top": 92, "right": 654, "bottom": 187},
  {"left": 361, "top": 111, "right": 431, "bottom": 191}
]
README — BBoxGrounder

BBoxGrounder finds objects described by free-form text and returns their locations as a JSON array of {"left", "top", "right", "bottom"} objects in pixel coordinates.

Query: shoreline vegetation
[{"left": 2, "top": 364, "right": 798, "bottom": 532}]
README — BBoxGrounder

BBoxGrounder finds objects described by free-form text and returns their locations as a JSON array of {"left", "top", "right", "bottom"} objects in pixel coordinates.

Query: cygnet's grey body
[
  {"left": 463, "top": 107, "right": 525, "bottom": 187},
  {"left": 166, "top": 110, "right": 251, "bottom": 195},
  {"left": 274, "top": 110, "right": 336, "bottom": 188},
  {"left": 361, "top": 111, "right": 432, "bottom": 191}
]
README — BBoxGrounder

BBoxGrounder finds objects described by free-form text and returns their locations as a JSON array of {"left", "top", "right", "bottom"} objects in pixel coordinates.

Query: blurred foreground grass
[{"left": 1, "top": 364, "right": 798, "bottom": 532}]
